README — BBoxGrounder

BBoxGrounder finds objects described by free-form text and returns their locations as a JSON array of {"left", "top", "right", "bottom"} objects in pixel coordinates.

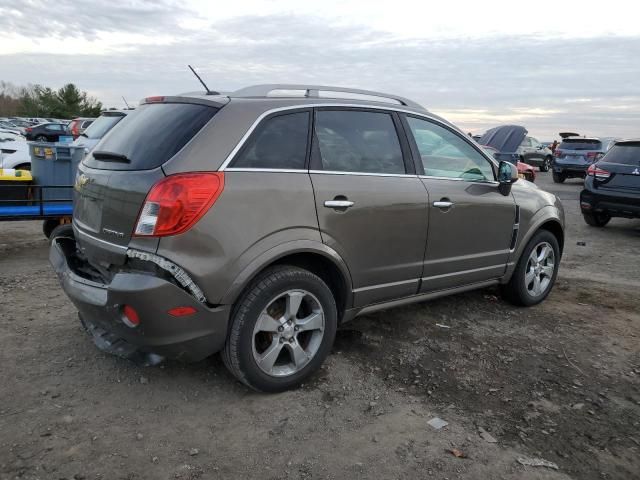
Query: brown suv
[{"left": 50, "top": 84, "right": 565, "bottom": 392}]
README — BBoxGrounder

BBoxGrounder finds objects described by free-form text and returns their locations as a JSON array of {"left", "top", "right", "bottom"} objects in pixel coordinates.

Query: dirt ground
[{"left": 1, "top": 172, "right": 639, "bottom": 480}]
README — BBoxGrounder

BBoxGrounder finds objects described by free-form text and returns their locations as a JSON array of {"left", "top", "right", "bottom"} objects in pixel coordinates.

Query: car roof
[
  {"left": 168, "top": 83, "right": 428, "bottom": 113},
  {"left": 562, "top": 136, "right": 601, "bottom": 141}
]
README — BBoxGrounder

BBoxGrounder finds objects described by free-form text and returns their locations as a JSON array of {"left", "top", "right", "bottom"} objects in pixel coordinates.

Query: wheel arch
[
  {"left": 221, "top": 242, "right": 353, "bottom": 322},
  {"left": 538, "top": 219, "right": 564, "bottom": 255}
]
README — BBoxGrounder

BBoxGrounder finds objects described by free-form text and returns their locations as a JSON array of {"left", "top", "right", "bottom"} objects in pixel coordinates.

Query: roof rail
[{"left": 230, "top": 84, "right": 425, "bottom": 110}]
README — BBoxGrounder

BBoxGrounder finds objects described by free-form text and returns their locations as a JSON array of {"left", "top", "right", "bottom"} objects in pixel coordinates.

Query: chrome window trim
[
  {"left": 419, "top": 174, "right": 500, "bottom": 185},
  {"left": 310, "top": 170, "right": 416, "bottom": 178},
  {"left": 225, "top": 168, "right": 307, "bottom": 173},
  {"left": 218, "top": 103, "right": 445, "bottom": 171}
]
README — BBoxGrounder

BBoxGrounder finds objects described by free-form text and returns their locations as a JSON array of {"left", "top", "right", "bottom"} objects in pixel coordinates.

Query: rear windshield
[
  {"left": 82, "top": 114, "right": 125, "bottom": 139},
  {"left": 602, "top": 143, "right": 640, "bottom": 166},
  {"left": 84, "top": 103, "right": 218, "bottom": 170},
  {"left": 559, "top": 139, "right": 602, "bottom": 150}
]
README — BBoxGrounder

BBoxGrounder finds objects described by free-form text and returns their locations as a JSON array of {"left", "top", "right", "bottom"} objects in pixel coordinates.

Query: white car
[{"left": 0, "top": 133, "right": 30, "bottom": 170}]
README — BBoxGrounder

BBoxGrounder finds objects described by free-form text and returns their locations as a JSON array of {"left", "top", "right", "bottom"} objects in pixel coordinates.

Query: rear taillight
[
  {"left": 554, "top": 149, "right": 562, "bottom": 157},
  {"left": 25, "top": 127, "right": 32, "bottom": 133},
  {"left": 134, "top": 172, "right": 224, "bottom": 237},
  {"left": 587, "top": 164, "right": 610, "bottom": 180}
]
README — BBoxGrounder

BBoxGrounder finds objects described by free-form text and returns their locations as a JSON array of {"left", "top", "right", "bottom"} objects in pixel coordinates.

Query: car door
[
  {"left": 45, "top": 124, "right": 62, "bottom": 141},
  {"left": 530, "top": 137, "right": 544, "bottom": 162},
  {"left": 310, "top": 108, "right": 429, "bottom": 307},
  {"left": 402, "top": 115, "right": 516, "bottom": 292}
]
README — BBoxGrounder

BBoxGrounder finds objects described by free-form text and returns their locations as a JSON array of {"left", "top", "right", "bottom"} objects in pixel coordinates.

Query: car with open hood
[{"left": 480, "top": 125, "right": 553, "bottom": 172}]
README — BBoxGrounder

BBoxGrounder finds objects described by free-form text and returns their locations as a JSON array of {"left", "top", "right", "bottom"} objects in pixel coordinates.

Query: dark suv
[
  {"left": 50, "top": 84, "right": 565, "bottom": 392},
  {"left": 580, "top": 140, "right": 640, "bottom": 226}
]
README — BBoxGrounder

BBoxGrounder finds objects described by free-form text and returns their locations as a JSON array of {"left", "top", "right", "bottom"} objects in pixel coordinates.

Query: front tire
[
  {"left": 223, "top": 266, "right": 337, "bottom": 392},
  {"left": 583, "top": 212, "right": 610, "bottom": 227},
  {"left": 502, "top": 230, "right": 560, "bottom": 306},
  {"left": 552, "top": 172, "right": 566, "bottom": 183}
]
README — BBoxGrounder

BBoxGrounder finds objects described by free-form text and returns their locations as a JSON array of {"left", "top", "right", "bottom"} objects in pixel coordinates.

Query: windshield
[{"left": 83, "top": 114, "right": 125, "bottom": 139}]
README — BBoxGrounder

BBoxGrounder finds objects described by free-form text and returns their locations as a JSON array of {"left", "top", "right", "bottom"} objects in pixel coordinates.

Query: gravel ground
[{"left": 1, "top": 172, "right": 639, "bottom": 480}]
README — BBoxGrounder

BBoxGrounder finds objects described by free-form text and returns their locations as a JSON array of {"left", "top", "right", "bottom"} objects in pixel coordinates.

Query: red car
[
  {"left": 68, "top": 118, "right": 95, "bottom": 139},
  {"left": 481, "top": 145, "right": 536, "bottom": 182}
]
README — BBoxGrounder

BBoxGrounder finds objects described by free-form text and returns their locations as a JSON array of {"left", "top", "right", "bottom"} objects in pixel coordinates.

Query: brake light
[
  {"left": 145, "top": 96, "right": 165, "bottom": 103},
  {"left": 554, "top": 149, "right": 562, "bottom": 157},
  {"left": 587, "top": 164, "right": 610, "bottom": 179},
  {"left": 167, "top": 306, "right": 197, "bottom": 317},
  {"left": 134, "top": 172, "right": 224, "bottom": 237},
  {"left": 122, "top": 305, "right": 140, "bottom": 327}
]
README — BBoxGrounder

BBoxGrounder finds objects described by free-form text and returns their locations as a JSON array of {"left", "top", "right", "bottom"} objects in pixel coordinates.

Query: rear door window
[
  {"left": 602, "top": 143, "right": 640, "bottom": 165},
  {"left": 84, "top": 103, "right": 218, "bottom": 170},
  {"left": 230, "top": 112, "right": 309, "bottom": 169},
  {"left": 313, "top": 110, "right": 405, "bottom": 174}
]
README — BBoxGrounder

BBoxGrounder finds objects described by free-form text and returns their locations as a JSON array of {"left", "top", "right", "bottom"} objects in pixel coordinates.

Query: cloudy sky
[{"left": 1, "top": 0, "right": 639, "bottom": 139}]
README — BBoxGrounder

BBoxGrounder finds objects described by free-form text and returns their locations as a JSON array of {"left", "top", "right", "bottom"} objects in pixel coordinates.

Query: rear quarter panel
[{"left": 155, "top": 171, "right": 324, "bottom": 305}]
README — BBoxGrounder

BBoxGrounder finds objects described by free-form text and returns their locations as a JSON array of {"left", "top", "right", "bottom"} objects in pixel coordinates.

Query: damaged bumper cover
[{"left": 50, "top": 235, "right": 230, "bottom": 362}]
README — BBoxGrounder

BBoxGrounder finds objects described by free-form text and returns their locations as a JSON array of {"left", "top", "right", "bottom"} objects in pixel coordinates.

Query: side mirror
[{"left": 498, "top": 161, "right": 518, "bottom": 195}]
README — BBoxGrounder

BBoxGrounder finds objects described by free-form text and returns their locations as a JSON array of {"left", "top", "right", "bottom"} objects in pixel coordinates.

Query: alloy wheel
[
  {"left": 524, "top": 241, "right": 555, "bottom": 297},
  {"left": 252, "top": 289, "right": 325, "bottom": 377}
]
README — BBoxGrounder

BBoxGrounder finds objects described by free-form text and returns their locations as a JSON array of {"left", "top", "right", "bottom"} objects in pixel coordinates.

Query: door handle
[
  {"left": 324, "top": 200, "right": 355, "bottom": 209},
  {"left": 433, "top": 201, "right": 454, "bottom": 209}
]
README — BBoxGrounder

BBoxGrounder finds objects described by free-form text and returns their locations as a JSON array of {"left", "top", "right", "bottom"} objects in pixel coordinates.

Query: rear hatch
[
  {"left": 594, "top": 142, "right": 640, "bottom": 193},
  {"left": 73, "top": 100, "right": 220, "bottom": 266},
  {"left": 555, "top": 138, "right": 603, "bottom": 164}
]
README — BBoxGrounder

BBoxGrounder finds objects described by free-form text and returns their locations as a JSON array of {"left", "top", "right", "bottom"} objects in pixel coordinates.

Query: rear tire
[
  {"left": 552, "top": 172, "right": 566, "bottom": 183},
  {"left": 43, "top": 219, "right": 61, "bottom": 239},
  {"left": 501, "top": 230, "right": 560, "bottom": 307},
  {"left": 223, "top": 265, "right": 338, "bottom": 392},
  {"left": 540, "top": 156, "right": 552, "bottom": 172},
  {"left": 583, "top": 212, "right": 610, "bottom": 227}
]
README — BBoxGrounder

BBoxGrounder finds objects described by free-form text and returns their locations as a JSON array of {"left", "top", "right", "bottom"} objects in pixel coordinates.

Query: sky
[{"left": 1, "top": 0, "right": 639, "bottom": 139}]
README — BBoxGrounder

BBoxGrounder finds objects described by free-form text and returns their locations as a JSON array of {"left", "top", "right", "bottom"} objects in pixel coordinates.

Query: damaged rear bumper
[{"left": 50, "top": 234, "right": 230, "bottom": 362}]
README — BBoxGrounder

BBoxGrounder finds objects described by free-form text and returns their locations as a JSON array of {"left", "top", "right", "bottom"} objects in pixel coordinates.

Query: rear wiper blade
[{"left": 92, "top": 150, "right": 130, "bottom": 162}]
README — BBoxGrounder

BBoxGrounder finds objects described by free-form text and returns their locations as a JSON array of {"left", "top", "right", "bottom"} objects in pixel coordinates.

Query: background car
[
  {"left": 0, "top": 120, "right": 24, "bottom": 136},
  {"left": 25, "top": 122, "right": 70, "bottom": 142},
  {"left": 72, "top": 110, "right": 130, "bottom": 152},
  {"left": 518, "top": 136, "right": 553, "bottom": 171},
  {"left": 478, "top": 125, "right": 545, "bottom": 175},
  {"left": 552, "top": 137, "right": 608, "bottom": 183},
  {"left": 68, "top": 118, "right": 95, "bottom": 138},
  {"left": 580, "top": 139, "right": 640, "bottom": 226},
  {"left": 481, "top": 145, "right": 536, "bottom": 182},
  {"left": 0, "top": 136, "right": 30, "bottom": 170}
]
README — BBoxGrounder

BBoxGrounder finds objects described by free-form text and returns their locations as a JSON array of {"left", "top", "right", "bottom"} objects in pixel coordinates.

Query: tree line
[{"left": 0, "top": 81, "right": 103, "bottom": 119}]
